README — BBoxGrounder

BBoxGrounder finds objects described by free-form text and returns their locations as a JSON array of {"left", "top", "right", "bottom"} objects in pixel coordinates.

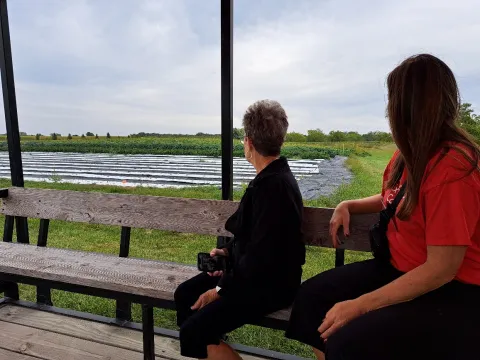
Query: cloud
[{"left": 1, "top": 0, "right": 479, "bottom": 136}]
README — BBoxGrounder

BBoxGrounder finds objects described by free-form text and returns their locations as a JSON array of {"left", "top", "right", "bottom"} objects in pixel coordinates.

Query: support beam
[
  {"left": 142, "top": 305, "right": 155, "bottom": 360},
  {"left": 0, "top": 0, "right": 29, "bottom": 244},
  {"left": 220, "top": 0, "right": 233, "bottom": 202},
  {"left": 116, "top": 226, "right": 132, "bottom": 321},
  {"left": 36, "top": 219, "right": 52, "bottom": 305},
  {"left": 0, "top": 0, "right": 26, "bottom": 299},
  {"left": 3, "top": 215, "right": 13, "bottom": 242},
  {"left": 335, "top": 249, "right": 345, "bottom": 267},
  {"left": 218, "top": 0, "right": 234, "bottom": 248}
]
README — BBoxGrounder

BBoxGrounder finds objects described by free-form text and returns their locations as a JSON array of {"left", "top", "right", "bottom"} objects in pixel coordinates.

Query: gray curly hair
[{"left": 242, "top": 100, "right": 289, "bottom": 157}]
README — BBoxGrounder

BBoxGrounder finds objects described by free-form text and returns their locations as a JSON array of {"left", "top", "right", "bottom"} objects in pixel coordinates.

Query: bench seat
[
  {"left": 0, "top": 186, "right": 378, "bottom": 358},
  {"left": 0, "top": 242, "right": 291, "bottom": 326}
]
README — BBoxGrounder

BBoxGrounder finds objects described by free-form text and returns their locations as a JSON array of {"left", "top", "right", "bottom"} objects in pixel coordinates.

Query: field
[
  {"left": 0, "top": 144, "right": 396, "bottom": 358},
  {"left": 0, "top": 152, "right": 327, "bottom": 188},
  {"left": 0, "top": 135, "right": 372, "bottom": 159}
]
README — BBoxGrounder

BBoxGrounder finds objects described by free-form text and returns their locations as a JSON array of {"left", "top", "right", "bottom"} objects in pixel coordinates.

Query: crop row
[{"left": 0, "top": 140, "right": 365, "bottom": 159}]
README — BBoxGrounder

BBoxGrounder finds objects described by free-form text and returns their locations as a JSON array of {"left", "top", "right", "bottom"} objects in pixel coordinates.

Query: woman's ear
[{"left": 246, "top": 138, "right": 255, "bottom": 152}]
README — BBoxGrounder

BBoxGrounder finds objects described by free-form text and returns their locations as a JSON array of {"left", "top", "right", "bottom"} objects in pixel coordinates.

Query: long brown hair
[{"left": 386, "top": 54, "right": 480, "bottom": 220}]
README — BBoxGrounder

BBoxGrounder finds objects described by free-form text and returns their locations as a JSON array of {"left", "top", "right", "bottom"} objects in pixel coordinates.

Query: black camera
[{"left": 197, "top": 253, "right": 227, "bottom": 273}]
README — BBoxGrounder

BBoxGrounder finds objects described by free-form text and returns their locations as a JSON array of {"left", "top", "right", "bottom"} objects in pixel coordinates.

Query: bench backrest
[{"left": 0, "top": 187, "right": 377, "bottom": 252}]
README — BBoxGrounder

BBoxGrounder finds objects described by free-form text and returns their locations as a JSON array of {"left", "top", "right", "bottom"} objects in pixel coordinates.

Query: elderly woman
[
  {"left": 286, "top": 54, "right": 480, "bottom": 360},
  {"left": 174, "top": 100, "right": 306, "bottom": 360}
]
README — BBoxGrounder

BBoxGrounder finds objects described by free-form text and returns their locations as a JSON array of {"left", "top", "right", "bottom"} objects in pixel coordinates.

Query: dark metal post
[
  {"left": 0, "top": 0, "right": 27, "bottom": 299},
  {"left": 220, "top": 0, "right": 233, "bottom": 202},
  {"left": 0, "top": 0, "right": 29, "bottom": 244},
  {"left": 335, "top": 249, "right": 345, "bottom": 267},
  {"left": 142, "top": 304, "right": 155, "bottom": 360},
  {"left": 218, "top": 0, "right": 234, "bottom": 248},
  {"left": 116, "top": 226, "right": 132, "bottom": 321},
  {"left": 3, "top": 216, "right": 13, "bottom": 242},
  {"left": 36, "top": 219, "right": 52, "bottom": 305}
]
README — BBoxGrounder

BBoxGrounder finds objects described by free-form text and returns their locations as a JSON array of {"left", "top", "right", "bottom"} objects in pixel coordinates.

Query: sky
[{"left": 1, "top": 0, "right": 480, "bottom": 136}]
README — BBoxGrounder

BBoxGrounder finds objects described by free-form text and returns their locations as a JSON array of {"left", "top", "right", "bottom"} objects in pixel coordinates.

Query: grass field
[
  {"left": 0, "top": 135, "right": 374, "bottom": 159},
  {"left": 0, "top": 144, "right": 395, "bottom": 358}
]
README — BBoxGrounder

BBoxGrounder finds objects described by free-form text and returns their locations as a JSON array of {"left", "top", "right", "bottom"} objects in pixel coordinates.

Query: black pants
[
  {"left": 286, "top": 259, "right": 480, "bottom": 360},
  {"left": 175, "top": 272, "right": 295, "bottom": 359}
]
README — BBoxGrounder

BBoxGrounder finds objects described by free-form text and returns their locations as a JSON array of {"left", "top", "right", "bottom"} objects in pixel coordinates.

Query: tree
[
  {"left": 86, "top": 132, "right": 94, "bottom": 137},
  {"left": 233, "top": 128, "right": 245, "bottom": 139},
  {"left": 81, "top": 134, "right": 86, "bottom": 139},
  {"left": 458, "top": 103, "right": 480, "bottom": 141},
  {"left": 35, "top": 133, "right": 41, "bottom": 140},
  {"left": 362, "top": 131, "right": 392, "bottom": 142},
  {"left": 107, "top": 132, "right": 111, "bottom": 139},
  {"left": 95, "top": 134, "right": 99, "bottom": 139},
  {"left": 285, "top": 132, "right": 307, "bottom": 142},
  {"left": 50, "top": 133, "right": 58, "bottom": 140},
  {"left": 67, "top": 133, "right": 72, "bottom": 140},
  {"left": 344, "top": 131, "right": 363, "bottom": 142},
  {"left": 328, "top": 130, "right": 347, "bottom": 142},
  {"left": 307, "top": 129, "right": 327, "bottom": 142},
  {"left": 459, "top": 103, "right": 478, "bottom": 126}
]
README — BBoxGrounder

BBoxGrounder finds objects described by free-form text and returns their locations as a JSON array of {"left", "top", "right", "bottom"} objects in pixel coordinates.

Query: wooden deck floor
[{"left": 0, "top": 304, "right": 268, "bottom": 360}]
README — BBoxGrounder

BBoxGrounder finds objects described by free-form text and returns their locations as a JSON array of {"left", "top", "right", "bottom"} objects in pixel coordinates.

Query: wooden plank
[
  {"left": 0, "top": 187, "right": 375, "bottom": 251},
  {"left": 0, "top": 242, "right": 197, "bottom": 301},
  {"left": 0, "top": 348, "right": 39, "bottom": 360},
  {"left": 302, "top": 207, "right": 376, "bottom": 251},
  {"left": 0, "top": 306, "right": 267, "bottom": 360},
  {"left": 0, "top": 187, "right": 236, "bottom": 237},
  {"left": 0, "top": 319, "right": 159, "bottom": 360},
  {"left": 0, "top": 305, "right": 180, "bottom": 359},
  {"left": 0, "top": 243, "right": 289, "bottom": 322}
]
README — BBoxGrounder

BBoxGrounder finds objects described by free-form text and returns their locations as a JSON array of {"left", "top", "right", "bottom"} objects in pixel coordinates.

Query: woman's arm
[
  {"left": 358, "top": 245, "right": 467, "bottom": 311},
  {"left": 342, "top": 194, "right": 384, "bottom": 214},
  {"left": 330, "top": 194, "right": 383, "bottom": 245},
  {"left": 322, "top": 167, "right": 477, "bottom": 339}
]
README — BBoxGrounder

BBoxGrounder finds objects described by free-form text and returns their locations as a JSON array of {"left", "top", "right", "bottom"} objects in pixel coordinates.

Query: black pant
[
  {"left": 175, "top": 272, "right": 295, "bottom": 359},
  {"left": 286, "top": 259, "right": 480, "bottom": 360}
]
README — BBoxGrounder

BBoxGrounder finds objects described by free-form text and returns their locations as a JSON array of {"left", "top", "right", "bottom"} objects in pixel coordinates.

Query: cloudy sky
[{"left": 1, "top": 0, "right": 479, "bottom": 136}]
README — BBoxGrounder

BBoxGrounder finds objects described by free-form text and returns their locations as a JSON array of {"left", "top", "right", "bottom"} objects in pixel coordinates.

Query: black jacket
[{"left": 218, "top": 157, "right": 305, "bottom": 296}]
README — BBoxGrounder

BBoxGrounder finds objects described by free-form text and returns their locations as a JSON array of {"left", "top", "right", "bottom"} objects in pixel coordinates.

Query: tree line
[
  {"left": 23, "top": 102, "right": 480, "bottom": 143},
  {"left": 233, "top": 127, "right": 392, "bottom": 142},
  {"left": 35, "top": 132, "right": 111, "bottom": 140},
  {"left": 234, "top": 102, "right": 480, "bottom": 143}
]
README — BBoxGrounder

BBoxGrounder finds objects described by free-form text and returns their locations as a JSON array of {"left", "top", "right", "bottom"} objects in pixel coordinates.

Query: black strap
[{"left": 383, "top": 183, "right": 407, "bottom": 220}]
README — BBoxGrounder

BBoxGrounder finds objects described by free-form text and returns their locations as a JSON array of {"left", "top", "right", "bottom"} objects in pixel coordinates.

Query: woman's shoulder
[
  {"left": 251, "top": 170, "right": 302, "bottom": 206},
  {"left": 382, "top": 149, "right": 401, "bottom": 184},
  {"left": 254, "top": 172, "right": 292, "bottom": 193},
  {"left": 423, "top": 143, "right": 480, "bottom": 191}
]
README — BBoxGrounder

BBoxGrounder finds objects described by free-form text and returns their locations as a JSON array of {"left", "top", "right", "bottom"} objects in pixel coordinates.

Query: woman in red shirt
[{"left": 286, "top": 54, "right": 480, "bottom": 360}]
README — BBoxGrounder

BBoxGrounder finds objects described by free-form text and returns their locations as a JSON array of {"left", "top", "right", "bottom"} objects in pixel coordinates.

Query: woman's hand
[
  {"left": 191, "top": 289, "right": 220, "bottom": 310},
  {"left": 207, "top": 248, "right": 228, "bottom": 277},
  {"left": 318, "top": 299, "right": 367, "bottom": 340},
  {"left": 329, "top": 201, "right": 351, "bottom": 248},
  {"left": 210, "top": 248, "right": 228, "bottom": 257}
]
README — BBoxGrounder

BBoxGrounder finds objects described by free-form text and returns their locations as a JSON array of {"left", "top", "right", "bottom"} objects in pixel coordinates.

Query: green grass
[
  {"left": 0, "top": 145, "right": 395, "bottom": 358},
  {"left": 0, "top": 136, "right": 372, "bottom": 159}
]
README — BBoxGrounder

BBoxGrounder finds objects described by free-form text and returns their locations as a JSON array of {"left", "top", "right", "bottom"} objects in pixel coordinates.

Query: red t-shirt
[{"left": 382, "top": 146, "right": 480, "bottom": 285}]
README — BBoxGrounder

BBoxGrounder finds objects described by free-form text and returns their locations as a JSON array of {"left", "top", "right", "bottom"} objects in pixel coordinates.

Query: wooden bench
[{"left": 0, "top": 187, "right": 377, "bottom": 359}]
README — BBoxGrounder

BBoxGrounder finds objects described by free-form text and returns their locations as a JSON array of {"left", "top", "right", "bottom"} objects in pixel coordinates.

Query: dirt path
[{"left": 297, "top": 156, "right": 352, "bottom": 200}]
